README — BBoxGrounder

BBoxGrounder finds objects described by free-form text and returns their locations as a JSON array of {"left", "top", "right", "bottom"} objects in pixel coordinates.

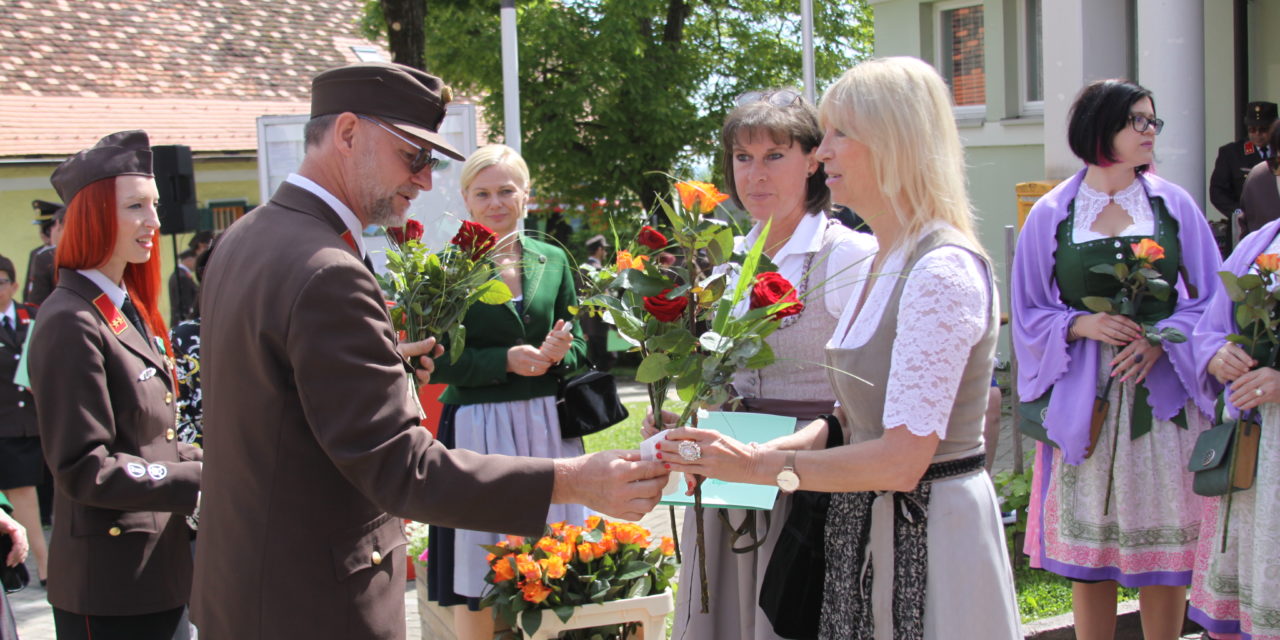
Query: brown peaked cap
[
  {"left": 310, "top": 62, "right": 465, "bottom": 161},
  {"left": 50, "top": 130, "right": 153, "bottom": 204}
]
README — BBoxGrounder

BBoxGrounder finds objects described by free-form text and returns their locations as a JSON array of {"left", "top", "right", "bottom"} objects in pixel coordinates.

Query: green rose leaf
[
  {"left": 1081, "top": 296, "right": 1115, "bottom": 314},
  {"left": 475, "top": 280, "right": 514, "bottom": 305},
  {"left": 521, "top": 609, "right": 542, "bottom": 636},
  {"left": 636, "top": 352, "right": 672, "bottom": 383}
]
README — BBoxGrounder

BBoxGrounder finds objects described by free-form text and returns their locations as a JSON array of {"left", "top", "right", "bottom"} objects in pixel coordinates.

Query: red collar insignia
[
  {"left": 91, "top": 294, "right": 129, "bottom": 336},
  {"left": 15, "top": 307, "right": 30, "bottom": 325},
  {"left": 340, "top": 229, "right": 359, "bottom": 253},
  {"left": 1246, "top": 141, "right": 1257, "bottom": 155}
]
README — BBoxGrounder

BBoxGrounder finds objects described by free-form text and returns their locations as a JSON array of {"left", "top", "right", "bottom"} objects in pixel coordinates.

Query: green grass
[{"left": 582, "top": 399, "right": 686, "bottom": 454}]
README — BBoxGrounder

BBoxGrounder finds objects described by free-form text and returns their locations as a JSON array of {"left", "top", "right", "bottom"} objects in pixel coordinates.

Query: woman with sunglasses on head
[
  {"left": 1012, "top": 80, "right": 1219, "bottom": 639},
  {"left": 645, "top": 88, "right": 876, "bottom": 640},
  {"left": 26, "top": 131, "right": 202, "bottom": 640},
  {"left": 660, "top": 57, "right": 1020, "bottom": 639},
  {"left": 424, "top": 144, "right": 590, "bottom": 640}
]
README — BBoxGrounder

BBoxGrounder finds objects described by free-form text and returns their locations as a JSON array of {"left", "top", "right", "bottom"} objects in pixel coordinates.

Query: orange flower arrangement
[{"left": 481, "top": 518, "right": 678, "bottom": 637}]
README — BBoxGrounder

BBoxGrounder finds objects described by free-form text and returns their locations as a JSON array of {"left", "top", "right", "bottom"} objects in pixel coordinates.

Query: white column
[
  {"left": 801, "top": 0, "right": 816, "bottom": 104},
  {"left": 1041, "top": 0, "right": 1129, "bottom": 179},
  {"left": 500, "top": 0, "right": 521, "bottom": 153},
  {"left": 1135, "top": 0, "right": 1205, "bottom": 208}
]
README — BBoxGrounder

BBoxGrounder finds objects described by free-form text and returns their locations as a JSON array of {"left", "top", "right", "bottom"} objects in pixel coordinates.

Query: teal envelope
[
  {"left": 13, "top": 320, "right": 32, "bottom": 388},
  {"left": 659, "top": 411, "right": 797, "bottom": 511}
]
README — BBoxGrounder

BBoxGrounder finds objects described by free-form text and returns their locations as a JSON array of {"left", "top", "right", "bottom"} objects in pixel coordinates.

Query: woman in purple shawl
[
  {"left": 1011, "top": 79, "right": 1219, "bottom": 639},
  {"left": 1188, "top": 217, "right": 1280, "bottom": 640}
]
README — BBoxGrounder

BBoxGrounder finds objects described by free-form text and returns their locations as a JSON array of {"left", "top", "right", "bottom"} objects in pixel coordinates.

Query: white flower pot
[{"left": 514, "top": 589, "right": 674, "bottom": 640}]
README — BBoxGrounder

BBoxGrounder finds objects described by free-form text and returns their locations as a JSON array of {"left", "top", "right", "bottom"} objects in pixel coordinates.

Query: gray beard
[{"left": 365, "top": 195, "right": 401, "bottom": 228}]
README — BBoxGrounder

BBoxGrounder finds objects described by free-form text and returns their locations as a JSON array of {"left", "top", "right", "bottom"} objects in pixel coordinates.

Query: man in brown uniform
[{"left": 192, "top": 62, "right": 667, "bottom": 639}]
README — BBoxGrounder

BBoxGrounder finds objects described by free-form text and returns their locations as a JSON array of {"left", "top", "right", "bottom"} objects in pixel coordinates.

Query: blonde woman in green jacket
[{"left": 425, "top": 144, "right": 590, "bottom": 640}]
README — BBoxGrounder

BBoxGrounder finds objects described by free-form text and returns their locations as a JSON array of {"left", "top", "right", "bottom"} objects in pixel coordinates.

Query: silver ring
[
  {"left": 530, "top": 365, "right": 536, "bottom": 373},
  {"left": 1257, "top": 388, "right": 1264, "bottom": 397},
  {"left": 678, "top": 441, "right": 702, "bottom": 462}
]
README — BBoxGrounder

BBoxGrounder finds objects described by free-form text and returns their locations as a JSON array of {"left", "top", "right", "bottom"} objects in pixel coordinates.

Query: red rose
[
  {"left": 451, "top": 220, "right": 498, "bottom": 260},
  {"left": 636, "top": 225, "right": 668, "bottom": 251},
  {"left": 750, "top": 272, "right": 803, "bottom": 320},
  {"left": 405, "top": 219, "right": 424, "bottom": 241},
  {"left": 387, "top": 219, "right": 425, "bottom": 245},
  {"left": 643, "top": 289, "right": 688, "bottom": 323}
]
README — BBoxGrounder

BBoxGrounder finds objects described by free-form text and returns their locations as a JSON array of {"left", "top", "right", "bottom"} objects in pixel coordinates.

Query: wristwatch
[{"left": 776, "top": 450, "right": 800, "bottom": 493}]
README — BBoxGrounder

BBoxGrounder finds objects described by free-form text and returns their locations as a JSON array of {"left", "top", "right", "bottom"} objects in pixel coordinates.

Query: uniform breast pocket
[
  {"left": 329, "top": 514, "right": 408, "bottom": 582},
  {"left": 70, "top": 507, "right": 159, "bottom": 538}
]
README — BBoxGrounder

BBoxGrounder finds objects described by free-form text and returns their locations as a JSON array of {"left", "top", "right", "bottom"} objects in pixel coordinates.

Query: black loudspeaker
[{"left": 152, "top": 145, "right": 198, "bottom": 235}]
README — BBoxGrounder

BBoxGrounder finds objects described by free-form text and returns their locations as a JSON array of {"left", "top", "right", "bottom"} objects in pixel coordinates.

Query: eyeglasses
[
  {"left": 0, "top": 278, "right": 11, "bottom": 286},
  {"left": 1129, "top": 114, "right": 1164, "bottom": 135},
  {"left": 736, "top": 89, "right": 803, "bottom": 108},
  {"left": 356, "top": 115, "right": 440, "bottom": 174}
]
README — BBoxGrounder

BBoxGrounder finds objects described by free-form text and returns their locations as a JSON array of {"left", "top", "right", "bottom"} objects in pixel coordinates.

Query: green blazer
[{"left": 433, "top": 235, "right": 587, "bottom": 405}]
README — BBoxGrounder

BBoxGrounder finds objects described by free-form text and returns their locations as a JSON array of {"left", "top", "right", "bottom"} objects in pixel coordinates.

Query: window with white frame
[
  {"left": 1020, "top": 0, "right": 1044, "bottom": 115},
  {"left": 935, "top": 1, "right": 986, "bottom": 118}
]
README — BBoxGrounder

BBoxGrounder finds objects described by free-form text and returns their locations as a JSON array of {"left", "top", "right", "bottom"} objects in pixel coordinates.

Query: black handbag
[
  {"left": 555, "top": 369, "right": 629, "bottom": 439},
  {"left": 0, "top": 534, "right": 29, "bottom": 594},
  {"left": 759, "top": 414, "right": 844, "bottom": 639}
]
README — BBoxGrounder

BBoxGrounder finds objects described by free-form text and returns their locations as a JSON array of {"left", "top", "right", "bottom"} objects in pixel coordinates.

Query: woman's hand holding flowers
[
  {"left": 1228, "top": 367, "right": 1280, "bottom": 411},
  {"left": 1070, "top": 312, "right": 1144, "bottom": 345},
  {"left": 1109, "top": 339, "right": 1163, "bottom": 383},
  {"left": 1209, "top": 342, "right": 1255, "bottom": 384}
]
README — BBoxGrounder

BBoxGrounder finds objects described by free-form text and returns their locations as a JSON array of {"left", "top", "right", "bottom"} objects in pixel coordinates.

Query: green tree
[{"left": 363, "top": 0, "right": 872, "bottom": 224}]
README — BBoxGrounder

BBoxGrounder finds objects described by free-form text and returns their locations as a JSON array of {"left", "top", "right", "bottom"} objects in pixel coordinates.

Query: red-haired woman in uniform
[{"left": 28, "top": 131, "right": 202, "bottom": 640}]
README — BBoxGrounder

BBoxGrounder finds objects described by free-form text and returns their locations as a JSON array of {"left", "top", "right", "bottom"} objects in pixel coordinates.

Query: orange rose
[
  {"left": 675, "top": 180, "right": 730, "bottom": 214},
  {"left": 539, "top": 555, "right": 567, "bottom": 580},
  {"left": 515, "top": 553, "right": 542, "bottom": 583},
  {"left": 1130, "top": 238, "right": 1166, "bottom": 264},
  {"left": 492, "top": 557, "right": 516, "bottom": 583},
  {"left": 613, "top": 523, "right": 649, "bottom": 547},
  {"left": 577, "top": 542, "right": 598, "bottom": 563},
  {"left": 506, "top": 535, "right": 526, "bottom": 548},
  {"left": 521, "top": 581, "right": 553, "bottom": 604},
  {"left": 586, "top": 515, "right": 603, "bottom": 530},
  {"left": 660, "top": 536, "right": 676, "bottom": 556},
  {"left": 1257, "top": 253, "right": 1280, "bottom": 274}
]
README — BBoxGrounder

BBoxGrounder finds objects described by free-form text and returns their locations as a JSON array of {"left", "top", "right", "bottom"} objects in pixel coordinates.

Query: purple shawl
[
  {"left": 1192, "top": 218, "right": 1280, "bottom": 419},
  {"left": 1011, "top": 168, "right": 1221, "bottom": 465}
]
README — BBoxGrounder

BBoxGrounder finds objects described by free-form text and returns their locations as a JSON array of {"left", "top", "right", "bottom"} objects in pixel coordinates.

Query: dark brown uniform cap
[
  {"left": 310, "top": 62, "right": 465, "bottom": 161},
  {"left": 50, "top": 130, "right": 154, "bottom": 204},
  {"left": 1245, "top": 101, "right": 1278, "bottom": 128},
  {"left": 31, "top": 199, "right": 64, "bottom": 223}
]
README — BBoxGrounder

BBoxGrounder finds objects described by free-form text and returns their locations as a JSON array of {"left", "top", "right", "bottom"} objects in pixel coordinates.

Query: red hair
[{"left": 56, "top": 178, "right": 171, "bottom": 357}]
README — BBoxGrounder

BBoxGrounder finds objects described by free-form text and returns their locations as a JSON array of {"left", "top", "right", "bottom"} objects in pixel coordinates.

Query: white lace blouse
[
  {"left": 827, "top": 222, "right": 991, "bottom": 438},
  {"left": 1071, "top": 179, "right": 1154, "bottom": 243}
]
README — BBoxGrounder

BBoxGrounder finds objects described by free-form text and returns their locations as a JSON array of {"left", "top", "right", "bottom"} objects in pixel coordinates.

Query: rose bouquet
[
  {"left": 379, "top": 219, "right": 513, "bottom": 364},
  {"left": 480, "top": 517, "right": 677, "bottom": 638},
  {"left": 575, "top": 179, "right": 800, "bottom": 612},
  {"left": 1219, "top": 252, "right": 1280, "bottom": 364}
]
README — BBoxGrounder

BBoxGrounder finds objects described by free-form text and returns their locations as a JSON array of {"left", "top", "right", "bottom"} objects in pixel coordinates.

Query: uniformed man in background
[
  {"left": 1211, "top": 101, "right": 1277, "bottom": 222},
  {"left": 24, "top": 200, "right": 63, "bottom": 307}
]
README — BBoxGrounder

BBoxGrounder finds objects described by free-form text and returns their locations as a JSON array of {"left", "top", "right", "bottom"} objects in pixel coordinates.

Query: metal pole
[
  {"left": 800, "top": 0, "right": 816, "bottom": 104},
  {"left": 1005, "top": 224, "right": 1024, "bottom": 476},
  {"left": 500, "top": 0, "right": 522, "bottom": 153}
]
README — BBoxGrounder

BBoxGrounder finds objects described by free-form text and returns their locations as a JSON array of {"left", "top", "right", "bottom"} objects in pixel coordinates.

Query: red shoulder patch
[
  {"left": 15, "top": 306, "right": 31, "bottom": 325},
  {"left": 340, "top": 229, "right": 359, "bottom": 253},
  {"left": 1245, "top": 141, "right": 1257, "bottom": 155},
  {"left": 91, "top": 294, "right": 129, "bottom": 336}
]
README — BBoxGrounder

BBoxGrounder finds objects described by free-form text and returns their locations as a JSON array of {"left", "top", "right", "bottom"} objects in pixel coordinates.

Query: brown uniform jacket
[
  {"left": 28, "top": 269, "right": 202, "bottom": 616},
  {"left": 0, "top": 302, "right": 36, "bottom": 438},
  {"left": 191, "top": 182, "right": 555, "bottom": 639}
]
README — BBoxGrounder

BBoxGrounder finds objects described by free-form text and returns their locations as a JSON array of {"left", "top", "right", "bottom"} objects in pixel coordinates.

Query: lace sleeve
[{"left": 882, "top": 247, "right": 990, "bottom": 438}]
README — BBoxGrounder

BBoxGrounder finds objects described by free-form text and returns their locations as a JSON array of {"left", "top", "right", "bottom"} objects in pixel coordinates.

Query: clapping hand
[{"left": 539, "top": 319, "right": 573, "bottom": 364}]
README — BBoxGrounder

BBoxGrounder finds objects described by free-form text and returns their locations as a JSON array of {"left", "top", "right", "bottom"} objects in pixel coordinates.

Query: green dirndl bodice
[{"left": 1052, "top": 197, "right": 1186, "bottom": 437}]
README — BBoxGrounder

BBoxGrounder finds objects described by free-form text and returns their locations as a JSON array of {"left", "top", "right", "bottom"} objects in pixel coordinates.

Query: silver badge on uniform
[
  {"left": 137, "top": 367, "right": 156, "bottom": 381},
  {"left": 126, "top": 462, "right": 146, "bottom": 478},
  {"left": 147, "top": 463, "right": 168, "bottom": 480}
]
